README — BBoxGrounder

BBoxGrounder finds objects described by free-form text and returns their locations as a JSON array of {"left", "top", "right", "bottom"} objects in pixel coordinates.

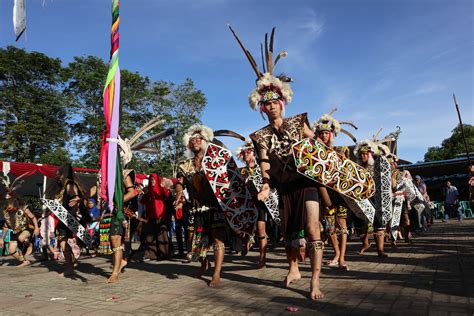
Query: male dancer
[
  {"left": 237, "top": 139, "right": 271, "bottom": 269},
  {"left": 46, "top": 164, "right": 90, "bottom": 276},
  {"left": 1, "top": 174, "right": 40, "bottom": 266},
  {"left": 106, "top": 137, "right": 142, "bottom": 283},
  {"left": 230, "top": 26, "right": 324, "bottom": 300},
  {"left": 312, "top": 111, "right": 356, "bottom": 270},
  {"left": 354, "top": 141, "right": 388, "bottom": 258},
  {"left": 178, "top": 124, "right": 226, "bottom": 287}
]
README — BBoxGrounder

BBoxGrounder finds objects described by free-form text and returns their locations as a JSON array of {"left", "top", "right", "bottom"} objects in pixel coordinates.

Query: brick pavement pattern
[{"left": 0, "top": 220, "right": 473, "bottom": 315}]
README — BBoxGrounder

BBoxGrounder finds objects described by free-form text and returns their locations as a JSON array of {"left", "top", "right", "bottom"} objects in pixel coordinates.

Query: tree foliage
[
  {"left": 424, "top": 124, "right": 474, "bottom": 161},
  {"left": 0, "top": 46, "right": 68, "bottom": 162},
  {"left": 0, "top": 48, "right": 207, "bottom": 176}
]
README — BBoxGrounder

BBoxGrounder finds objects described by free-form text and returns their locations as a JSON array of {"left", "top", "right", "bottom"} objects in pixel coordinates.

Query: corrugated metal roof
[{"left": 399, "top": 156, "right": 471, "bottom": 168}]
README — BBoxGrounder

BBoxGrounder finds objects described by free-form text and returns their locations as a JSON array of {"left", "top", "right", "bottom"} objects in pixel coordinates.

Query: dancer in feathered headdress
[
  {"left": 312, "top": 108, "right": 358, "bottom": 270},
  {"left": 353, "top": 127, "right": 399, "bottom": 258},
  {"left": 1, "top": 173, "right": 40, "bottom": 266},
  {"left": 352, "top": 136, "right": 384, "bottom": 256},
  {"left": 236, "top": 138, "right": 280, "bottom": 269},
  {"left": 177, "top": 124, "right": 226, "bottom": 287},
  {"left": 230, "top": 25, "right": 324, "bottom": 300}
]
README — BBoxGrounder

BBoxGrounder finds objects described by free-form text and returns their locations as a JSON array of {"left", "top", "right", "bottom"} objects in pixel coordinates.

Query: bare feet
[
  {"left": 209, "top": 274, "right": 221, "bottom": 287},
  {"left": 196, "top": 259, "right": 210, "bottom": 278},
  {"left": 257, "top": 260, "right": 266, "bottom": 269},
  {"left": 359, "top": 242, "right": 372, "bottom": 255},
  {"left": 339, "top": 261, "right": 349, "bottom": 271},
  {"left": 325, "top": 258, "right": 339, "bottom": 267},
  {"left": 120, "top": 260, "right": 128, "bottom": 273},
  {"left": 107, "top": 273, "right": 119, "bottom": 283},
  {"left": 17, "top": 260, "right": 31, "bottom": 267},
  {"left": 310, "top": 277, "right": 324, "bottom": 300},
  {"left": 377, "top": 251, "right": 388, "bottom": 258},
  {"left": 284, "top": 271, "right": 301, "bottom": 287},
  {"left": 241, "top": 242, "right": 251, "bottom": 256},
  {"left": 25, "top": 244, "right": 33, "bottom": 256}
]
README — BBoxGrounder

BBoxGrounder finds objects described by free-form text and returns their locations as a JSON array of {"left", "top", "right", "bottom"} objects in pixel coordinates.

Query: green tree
[
  {"left": 0, "top": 46, "right": 69, "bottom": 162},
  {"left": 424, "top": 124, "right": 474, "bottom": 161},
  {"left": 38, "top": 147, "right": 71, "bottom": 166},
  {"left": 65, "top": 58, "right": 206, "bottom": 175},
  {"left": 134, "top": 78, "right": 207, "bottom": 177},
  {"left": 64, "top": 56, "right": 152, "bottom": 168},
  {"left": 0, "top": 49, "right": 207, "bottom": 174}
]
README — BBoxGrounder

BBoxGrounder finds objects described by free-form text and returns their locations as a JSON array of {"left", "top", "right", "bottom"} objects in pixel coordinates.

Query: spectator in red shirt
[{"left": 140, "top": 174, "right": 170, "bottom": 260}]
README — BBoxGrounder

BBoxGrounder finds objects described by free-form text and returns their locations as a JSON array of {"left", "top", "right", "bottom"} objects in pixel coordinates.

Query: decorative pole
[
  {"left": 453, "top": 94, "right": 472, "bottom": 166},
  {"left": 100, "top": 0, "right": 124, "bottom": 225}
]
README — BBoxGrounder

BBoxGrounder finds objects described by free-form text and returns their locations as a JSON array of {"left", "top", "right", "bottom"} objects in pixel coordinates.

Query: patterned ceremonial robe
[
  {"left": 250, "top": 113, "right": 307, "bottom": 184},
  {"left": 250, "top": 113, "right": 318, "bottom": 260}
]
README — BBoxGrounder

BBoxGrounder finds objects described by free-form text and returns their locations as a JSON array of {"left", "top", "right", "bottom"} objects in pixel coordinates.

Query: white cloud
[
  {"left": 414, "top": 83, "right": 446, "bottom": 95},
  {"left": 277, "top": 8, "right": 325, "bottom": 73}
]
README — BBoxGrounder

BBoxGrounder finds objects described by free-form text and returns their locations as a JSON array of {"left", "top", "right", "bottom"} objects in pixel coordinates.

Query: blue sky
[{"left": 1, "top": 0, "right": 473, "bottom": 163}]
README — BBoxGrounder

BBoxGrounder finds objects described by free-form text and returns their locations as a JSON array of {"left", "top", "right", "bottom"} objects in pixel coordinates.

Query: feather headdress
[
  {"left": 353, "top": 139, "right": 377, "bottom": 157},
  {"left": 182, "top": 124, "right": 214, "bottom": 147},
  {"left": 311, "top": 107, "right": 358, "bottom": 142},
  {"left": 229, "top": 25, "right": 293, "bottom": 111},
  {"left": 373, "top": 126, "right": 402, "bottom": 162},
  {"left": 0, "top": 172, "right": 29, "bottom": 200},
  {"left": 377, "top": 143, "right": 391, "bottom": 156},
  {"left": 235, "top": 138, "right": 255, "bottom": 162}
]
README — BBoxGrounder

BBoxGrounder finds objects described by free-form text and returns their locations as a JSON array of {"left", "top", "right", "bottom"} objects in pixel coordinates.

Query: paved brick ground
[{"left": 1, "top": 219, "right": 473, "bottom": 315}]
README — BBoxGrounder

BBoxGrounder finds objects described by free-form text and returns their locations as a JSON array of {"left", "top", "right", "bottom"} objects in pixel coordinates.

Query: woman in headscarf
[
  {"left": 140, "top": 174, "right": 170, "bottom": 260},
  {"left": 85, "top": 198, "right": 100, "bottom": 255}
]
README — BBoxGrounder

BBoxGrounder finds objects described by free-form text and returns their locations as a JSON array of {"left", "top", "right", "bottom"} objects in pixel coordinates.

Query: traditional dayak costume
[
  {"left": 228, "top": 25, "right": 324, "bottom": 261},
  {"left": 1, "top": 173, "right": 38, "bottom": 265},
  {"left": 178, "top": 125, "right": 226, "bottom": 261},
  {"left": 236, "top": 138, "right": 280, "bottom": 265},
  {"left": 50, "top": 178, "right": 89, "bottom": 246},
  {"left": 354, "top": 139, "right": 390, "bottom": 257},
  {"left": 312, "top": 109, "right": 357, "bottom": 269},
  {"left": 236, "top": 139, "right": 272, "bottom": 228}
]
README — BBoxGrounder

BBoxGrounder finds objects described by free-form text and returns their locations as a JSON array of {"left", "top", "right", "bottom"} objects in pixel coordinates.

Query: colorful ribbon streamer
[{"left": 99, "top": 0, "right": 123, "bottom": 224}]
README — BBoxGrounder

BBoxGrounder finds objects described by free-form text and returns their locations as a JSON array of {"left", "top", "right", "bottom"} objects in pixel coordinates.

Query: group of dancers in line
[{"left": 0, "top": 26, "right": 423, "bottom": 301}]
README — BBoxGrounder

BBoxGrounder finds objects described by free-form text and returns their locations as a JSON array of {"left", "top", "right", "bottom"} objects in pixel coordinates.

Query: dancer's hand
[
  {"left": 34, "top": 228, "right": 40, "bottom": 236},
  {"left": 257, "top": 184, "right": 270, "bottom": 202},
  {"left": 68, "top": 197, "right": 80, "bottom": 207}
]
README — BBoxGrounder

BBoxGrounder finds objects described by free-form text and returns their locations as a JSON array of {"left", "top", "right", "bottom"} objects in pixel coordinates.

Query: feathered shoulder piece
[{"left": 228, "top": 25, "right": 293, "bottom": 110}]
